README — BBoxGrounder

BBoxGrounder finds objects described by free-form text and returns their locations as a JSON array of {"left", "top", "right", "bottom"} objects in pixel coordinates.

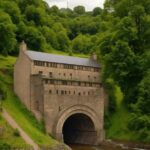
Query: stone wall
[
  {"left": 14, "top": 45, "right": 105, "bottom": 145},
  {"left": 14, "top": 49, "right": 32, "bottom": 109}
]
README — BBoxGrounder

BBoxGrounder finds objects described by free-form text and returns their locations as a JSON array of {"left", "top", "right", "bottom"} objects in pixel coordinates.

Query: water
[{"left": 69, "top": 144, "right": 138, "bottom": 150}]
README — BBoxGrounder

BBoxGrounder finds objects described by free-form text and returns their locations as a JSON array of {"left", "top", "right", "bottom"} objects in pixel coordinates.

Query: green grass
[
  {"left": 0, "top": 55, "right": 57, "bottom": 147},
  {"left": 0, "top": 113, "right": 31, "bottom": 149},
  {"left": 106, "top": 84, "right": 139, "bottom": 141},
  {"left": 106, "top": 105, "right": 138, "bottom": 140}
]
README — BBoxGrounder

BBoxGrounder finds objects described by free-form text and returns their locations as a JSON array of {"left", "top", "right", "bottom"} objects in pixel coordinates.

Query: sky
[{"left": 44, "top": 0, "right": 105, "bottom": 11}]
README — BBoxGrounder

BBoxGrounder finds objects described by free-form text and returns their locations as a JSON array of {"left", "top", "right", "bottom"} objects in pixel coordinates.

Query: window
[
  {"left": 77, "top": 66, "right": 83, "bottom": 70},
  {"left": 64, "top": 65, "right": 74, "bottom": 69},
  {"left": 70, "top": 73, "right": 72, "bottom": 79},
  {"left": 88, "top": 75, "right": 90, "bottom": 79},
  {"left": 78, "top": 92, "right": 81, "bottom": 96},
  {"left": 64, "top": 73, "right": 66, "bottom": 76},
  {"left": 49, "top": 72, "right": 52, "bottom": 78},
  {"left": 61, "top": 90, "right": 64, "bottom": 95},
  {"left": 62, "top": 81, "right": 67, "bottom": 85},
  {"left": 46, "top": 62, "right": 49, "bottom": 67},
  {"left": 50, "top": 80, "right": 54, "bottom": 84},
  {"left": 45, "top": 80, "right": 48, "bottom": 84},
  {"left": 94, "top": 68, "right": 99, "bottom": 72},
  {"left": 34, "top": 61, "right": 37, "bottom": 65},
  {"left": 85, "top": 82, "right": 88, "bottom": 86},
  {"left": 89, "top": 83, "right": 92, "bottom": 87},
  {"left": 49, "top": 90, "right": 52, "bottom": 94},
  {"left": 94, "top": 77, "right": 97, "bottom": 80},
  {"left": 39, "top": 71, "right": 43, "bottom": 75},
  {"left": 50, "top": 63, "right": 57, "bottom": 68},
  {"left": 56, "top": 90, "right": 59, "bottom": 94}
]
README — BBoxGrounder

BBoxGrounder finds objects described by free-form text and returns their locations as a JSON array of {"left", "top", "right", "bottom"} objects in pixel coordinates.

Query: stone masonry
[{"left": 14, "top": 41, "right": 105, "bottom": 145}]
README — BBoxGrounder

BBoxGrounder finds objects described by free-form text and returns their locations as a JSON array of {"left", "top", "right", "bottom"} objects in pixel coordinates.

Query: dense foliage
[
  {"left": 101, "top": 0, "right": 150, "bottom": 141},
  {"left": 0, "top": 0, "right": 149, "bottom": 141},
  {"left": 0, "top": 0, "right": 103, "bottom": 55}
]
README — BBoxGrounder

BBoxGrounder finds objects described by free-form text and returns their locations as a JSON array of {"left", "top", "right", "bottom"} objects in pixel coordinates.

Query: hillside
[
  {"left": 0, "top": 55, "right": 58, "bottom": 148},
  {"left": 0, "top": 113, "right": 31, "bottom": 149},
  {"left": 0, "top": 0, "right": 150, "bottom": 145}
]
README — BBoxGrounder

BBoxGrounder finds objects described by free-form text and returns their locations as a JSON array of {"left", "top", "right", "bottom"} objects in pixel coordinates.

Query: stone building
[{"left": 14, "top": 42, "right": 105, "bottom": 145}]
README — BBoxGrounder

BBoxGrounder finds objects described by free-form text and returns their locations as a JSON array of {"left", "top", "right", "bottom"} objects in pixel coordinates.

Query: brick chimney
[
  {"left": 91, "top": 53, "right": 97, "bottom": 61},
  {"left": 20, "top": 40, "right": 27, "bottom": 51}
]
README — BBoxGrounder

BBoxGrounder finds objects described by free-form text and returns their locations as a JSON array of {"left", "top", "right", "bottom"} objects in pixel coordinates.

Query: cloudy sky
[{"left": 44, "top": 0, "right": 105, "bottom": 11}]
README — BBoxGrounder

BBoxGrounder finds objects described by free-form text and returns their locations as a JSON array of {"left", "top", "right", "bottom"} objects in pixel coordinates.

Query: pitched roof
[{"left": 25, "top": 50, "right": 100, "bottom": 68}]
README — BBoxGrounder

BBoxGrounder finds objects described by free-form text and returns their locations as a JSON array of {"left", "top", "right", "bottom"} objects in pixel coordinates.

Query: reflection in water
[{"left": 69, "top": 144, "right": 133, "bottom": 150}]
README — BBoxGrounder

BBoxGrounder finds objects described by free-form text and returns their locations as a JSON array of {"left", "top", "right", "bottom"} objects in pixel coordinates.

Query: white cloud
[{"left": 44, "top": 0, "right": 105, "bottom": 11}]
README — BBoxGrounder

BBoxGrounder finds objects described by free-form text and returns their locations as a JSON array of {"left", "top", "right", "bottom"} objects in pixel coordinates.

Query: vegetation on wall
[{"left": 0, "top": 0, "right": 149, "bottom": 142}]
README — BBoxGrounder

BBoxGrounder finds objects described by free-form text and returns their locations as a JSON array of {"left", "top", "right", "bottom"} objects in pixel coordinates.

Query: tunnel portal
[{"left": 62, "top": 113, "right": 97, "bottom": 145}]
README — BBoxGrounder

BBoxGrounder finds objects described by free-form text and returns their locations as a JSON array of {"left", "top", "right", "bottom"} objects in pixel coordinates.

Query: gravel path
[{"left": 2, "top": 109, "right": 40, "bottom": 150}]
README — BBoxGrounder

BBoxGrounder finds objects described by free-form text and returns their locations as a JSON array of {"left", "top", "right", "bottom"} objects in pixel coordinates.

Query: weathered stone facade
[{"left": 14, "top": 42, "right": 105, "bottom": 145}]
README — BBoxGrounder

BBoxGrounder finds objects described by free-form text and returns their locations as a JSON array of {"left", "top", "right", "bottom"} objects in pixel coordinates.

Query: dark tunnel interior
[{"left": 63, "top": 113, "right": 97, "bottom": 145}]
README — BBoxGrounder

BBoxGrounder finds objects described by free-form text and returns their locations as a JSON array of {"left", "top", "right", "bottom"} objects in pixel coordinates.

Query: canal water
[{"left": 69, "top": 144, "right": 140, "bottom": 150}]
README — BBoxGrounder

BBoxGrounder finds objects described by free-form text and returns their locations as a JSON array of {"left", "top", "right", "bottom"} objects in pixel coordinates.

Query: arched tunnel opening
[{"left": 62, "top": 113, "right": 97, "bottom": 145}]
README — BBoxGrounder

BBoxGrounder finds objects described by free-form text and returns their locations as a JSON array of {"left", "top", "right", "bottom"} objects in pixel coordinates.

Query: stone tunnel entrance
[{"left": 62, "top": 113, "right": 97, "bottom": 145}]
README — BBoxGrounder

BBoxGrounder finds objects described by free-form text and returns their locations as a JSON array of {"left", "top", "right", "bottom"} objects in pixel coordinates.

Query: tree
[
  {"left": 104, "top": 40, "right": 137, "bottom": 92},
  {"left": 40, "top": 26, "right": 59, "bottom": 50},
  {"left": 74, "top": 6, "right": 85, "bottom": 15},
  {"left": 57, "top": 31, "right": 70, "bottom": 51},
  {"left": 0, "top": 11, "right": 17, "bottom": 55},
  {"left": 25, "top": 5, "right": 47, "bottom": 26},
  {"left": 135, "top": 70, "right": 150, "bottom": 115},
  {"left": 23, "top": 26, "right": 47, "bottom": 51},
  {"left": 93, "top": 7, "right": 102, "bottom": 16},
  {"left": 48, "top": 5, "right": 59, "bottom": 15},
  {"left": 0, "top": 141, "right": 11, "bottom": 150},
  {"left": 0, "top": 1, "right": 21, "bottom": 24},
  {"left": 72, "top": 34, "right": 92, "bottom": 54}
]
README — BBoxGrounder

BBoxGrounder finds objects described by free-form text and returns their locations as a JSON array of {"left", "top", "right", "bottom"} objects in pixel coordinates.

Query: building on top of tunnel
[{"left": 14, "top": 41, "right": 105, "bottom": 145}]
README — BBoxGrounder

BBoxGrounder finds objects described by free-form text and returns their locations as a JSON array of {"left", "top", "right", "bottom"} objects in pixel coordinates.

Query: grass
[
  {"left": 105, "top": 84, "right": 139, "bottom": 141},
  {"left": 0, "top": 113, "right": 32, "bottom": 149},
  {"left": 0, "top": 55, "right": 57, "bottom": 147}
]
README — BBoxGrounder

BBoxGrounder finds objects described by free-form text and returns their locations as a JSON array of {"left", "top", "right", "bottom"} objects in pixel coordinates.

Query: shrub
[
  {"left": 0, "top": 141, "right": 11, "bottom": 150},
  {"left": 13, "top": 129, "right": 20, "bottom": 137}
]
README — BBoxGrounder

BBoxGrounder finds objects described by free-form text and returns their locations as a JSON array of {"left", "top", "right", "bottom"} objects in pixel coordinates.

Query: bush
[
  {"left": 104, "top": 78, "right": 117, "bottom": 113},
  {"left": 0, "top": 141, "right": 11, "bottom": 150},
  {"left": 13, "top": 129, "right": 20, "bottom": 137}
]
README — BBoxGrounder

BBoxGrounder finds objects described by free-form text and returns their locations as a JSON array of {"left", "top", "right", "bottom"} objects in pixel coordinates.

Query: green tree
[
  {"left": 0, "top": 11, "right": 16, "bottom": 55},
  {"left": 135, "top": 70, "right": 150, "bottom": 115},
  {"left": 48, "top": 5, "right": 59, "bottom": 15},
  {"left": 23, "top": 26, "right": 47, "bottom": 51},
  {"left": 40, "top": 26, "right": 59, "bottom": 50},
  {"left": 57, "top": 31, "right": 70, "bottom": 51},
  {"left": 25, "top": 5, "right": 47, "bottom": 26},
  {"left": 0, "top": 141, "right": 11, "bottom": 150},
  {"left": 93, "top": 7, "right": 102, "bottom": 16},
  {"left": 74, "top": 6, "right": 85, "bottom": 15},
  {"left": 72, "top": 34, "right": 92, "bottom": 54},
  {"left": 0, "top": 1, "right": 21, "bottom": 24},
  {"left": 103, "top": 40, "right": 138, "bottom": 95}
]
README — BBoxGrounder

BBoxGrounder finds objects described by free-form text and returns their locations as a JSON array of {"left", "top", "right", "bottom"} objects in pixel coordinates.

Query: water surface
[{"left": 70, "top": 144, "right": 134, "bottom": 150}]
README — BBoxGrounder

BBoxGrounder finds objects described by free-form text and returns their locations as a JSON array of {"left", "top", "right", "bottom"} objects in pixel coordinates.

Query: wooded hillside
[{"left": 0, "top": 0, "right": 149, "bottom": 142}]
